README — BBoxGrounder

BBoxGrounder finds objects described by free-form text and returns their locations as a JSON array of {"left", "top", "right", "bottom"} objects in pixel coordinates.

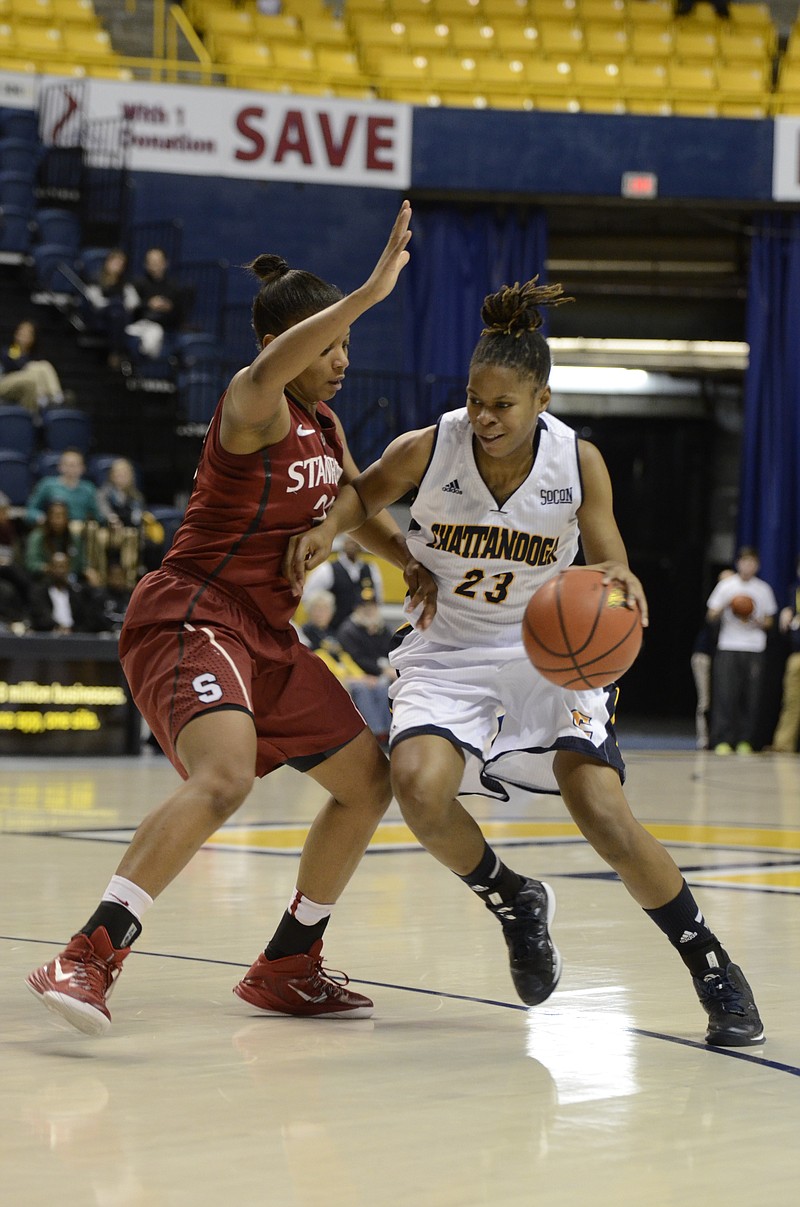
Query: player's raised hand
[{"left": 360, "top": 200, "right": 412, "bottom": 305}]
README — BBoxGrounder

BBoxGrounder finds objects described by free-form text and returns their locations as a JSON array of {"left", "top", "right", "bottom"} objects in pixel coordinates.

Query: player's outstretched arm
[
  {"left": 576, "top": 439, "right": 649, "bottom": 626},
  {"left": 227, "top": 201, "right": 413, "bottom": 431}
]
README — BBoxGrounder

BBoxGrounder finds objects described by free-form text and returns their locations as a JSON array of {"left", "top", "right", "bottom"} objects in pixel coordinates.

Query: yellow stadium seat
[
  {"left": 718, "top": 101, "right": 768, "bottom": 118},
  {"left": 494, "top": 23, "right": 540, "bottom": 53},
  {"left": 0, "top": 1, "right": 9, "bottom": 17},
  {"left": 579, "top": 95, "right": 625, "bottom": 113},
  {"left": 0, "top": 52, "right": 36, "bottom": 69},
  {"left": 672, "top": 99, "right": 719, "bottom": 116},
  {"left": 537, "top": 20, "right": 584, "bottom": 57},
  {"left": 487, "top": 92, "right": 536, "bottom": 109},
  {"left": 435, "top": 0, "right": 484, "bottom": 17},
  {"left": 530, "top": 0, "right": 578, "bottom": 19},
  {"left": 717, "top": 29, "right": 772, "bottom": 65},
  {"left": 673, "top": 28, "right": 718, "bottom": 62},
  {"left": 571, "top": 58, "right": 622, "bottom": 96},
  {"left": 531, "top": 93, "right": 580, "bottom": 111},
  {"left": 299, "top": 16, "right": 353, "bottom": 48},
  {"left": 449, "top": 22, "right": 497, "bottom": 54},
  {"left": 202, "top": 8, "right": 254, "bottom": 39},
  {"left": 373, "top": 49, "right": 431, "bottom": 85},
  {"left": 475, "top": 54, "right": 527, "bottom": 90},
  {"left": 630, "top": 26, "right": 673, "bottom": 60},
  {"left": 627, "top": 0, "right": 672, "bottom": 26},
  {"left": 626, "top": 96, "right": 671, "bottom": 115},
  {"left": 13, "top": 22, "right": 62, "bottom": 55},
  {"left": 271, "top": 42, "right": 317, "bottom": 80},
  {"left": 668, "top": 61, "right": 715, "bottom": 102},
  {"left": 51, "top": 0, "right": 98, "bottom": 26},
  {"left": 578, "top": 0, "right": 625, "bottom": 22},
  {"left": 0, "top": 21, "right": 14, "bottom": 49},
  {"left": 619, "top": 59, "right": 667, "bottom": 99},
  {"left": 38, "top": 59, "right": 84, "bottom": 74},
  {"left": 391, "top": 0, "right": 437, "bottom": 16},
  {"left": 716, "top": 62, "right": 768, "bottom": 103},
  {"left": 10, "top": 0, "right": 53, "bottom": 23},
  {"left": 525, "top": 55, "right": 573, "bottom": 91},
  {"left": 62, "top": 26, "right": 114, "bottom": 59},
  {"left": 728, "top": 2, "right": 774, "bottom": 34},
  {"left": 86, "top": 63, "right": 134, "bottom": 80},
  {"left": 674, "top": 2, "right": 718, "bottom": 25},
  {"left": 316, "top": 47, "right": 369, "bottom": 84},
  {"left": 252, "top": 13, "right": 302, "bottom": 43},
  {"left": 403, "top": 18, "right": 452, "bottom": 51},
  {"left": 212, "top": 37, "right": 269, "bottom": 66},
  {"left": 427, "top": 51, "right": 479, "bottom": 87},
  {"left": 583, "top": 23, "right": 628, "bottom": 59},
  {"left": 343, "top": 0, "right": 390, "bottom": 14},
  {"left": 330, "top": 84, "right": 375, "bottom": 98},
  {"left": 350, "top": 16, "right": 407, "bottom": 50},
  {"left": 379, "top": 86, "right": 442, "bottom": 103},
  {"left": 481, "top": 0, "right": 529, "bottom": 16},
  {"left": 438, "top": 90, "right": 489, "bottom": 107}
]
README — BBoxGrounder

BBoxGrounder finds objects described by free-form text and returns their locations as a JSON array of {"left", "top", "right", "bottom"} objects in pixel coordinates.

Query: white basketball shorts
[{"left": 388, "top": 628, "right": 625, "bottom": 799}]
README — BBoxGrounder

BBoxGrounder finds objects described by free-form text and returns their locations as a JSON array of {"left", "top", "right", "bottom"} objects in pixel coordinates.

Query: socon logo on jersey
[{"left": 286, "top": 455, "right": 341, "bottom": 493}]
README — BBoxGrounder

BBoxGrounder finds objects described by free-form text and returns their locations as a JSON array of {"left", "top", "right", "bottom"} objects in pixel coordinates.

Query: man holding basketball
[{"left": 285, "top": 277, "right": 765, "bottom": 1048}]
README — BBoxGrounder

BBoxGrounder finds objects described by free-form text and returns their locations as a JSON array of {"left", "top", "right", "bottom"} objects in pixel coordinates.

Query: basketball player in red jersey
[{"left": 26, "top": 200, "right": 434, "bottom": 1035}]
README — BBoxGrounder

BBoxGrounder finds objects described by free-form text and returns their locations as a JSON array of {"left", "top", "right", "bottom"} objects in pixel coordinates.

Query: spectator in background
[
  {"left": 0, "top": 319, "right": 65, "bottom": 413},
  {"left": 0, "top": 489, "right": 29, "bottom": 627},
  {"left": 769, "top": 553, "right": 800, "bottom": 754},
  {"left": 690, "top": 567, "right": 733, "bottom": 750},
  {"left": 24, "top": 499, "right": 86, "bottom": 580},
  {"left": 706, "top": 546, "right": 778, "bottom": 754},
  {"left": 98, "top": 560, "right": 134, "bottom": 632},
  {"left": 28, "top": 551, "right": 108, "bottom": 633},
  {"left": 337, "top": 588, "right": 395, "bottom": 682},
  {"left": 26, "top": 448, "right": 103, "bottom": 528},
  {"left": 302, "top": 589, "right": 391, "bottom": 741},
  {"left": 126, "top": 247, "right": 186, "bottom": 359},
  {"left": 305, "top": 534, "right": 384, "bottom": 632},
  {"left": 96, "top": 456, "right": 148, "bottom": 585},
  {"left": 82, "top": 249, "right": 140, "bottom": 370}
]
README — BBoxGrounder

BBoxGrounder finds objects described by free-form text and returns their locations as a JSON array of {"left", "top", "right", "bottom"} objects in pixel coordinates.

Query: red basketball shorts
[{"left": 119, "top": 568, "right": 365, "bottom": 778}]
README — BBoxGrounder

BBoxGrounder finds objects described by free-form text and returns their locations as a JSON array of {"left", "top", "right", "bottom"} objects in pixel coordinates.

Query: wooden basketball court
[{"left": 2, "top": 745, "right": 798, "bottom": 1206}]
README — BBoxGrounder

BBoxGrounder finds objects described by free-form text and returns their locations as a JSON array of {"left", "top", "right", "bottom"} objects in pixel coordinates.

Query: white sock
[
  {"left": 102, "top": 875, "right": 154, "bottom": 924},
  {"left": 288, "top": 888, "right": 334, "bottom": 927}
]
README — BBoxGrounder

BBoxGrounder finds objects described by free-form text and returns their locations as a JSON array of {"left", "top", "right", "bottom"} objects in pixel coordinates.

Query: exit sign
[{"left": 621, "top": 171, "right": 658, "bottom": 199}]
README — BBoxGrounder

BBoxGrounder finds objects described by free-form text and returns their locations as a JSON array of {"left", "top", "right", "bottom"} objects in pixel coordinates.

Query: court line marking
[{"left": 5, "top": 934, "right": 798, "bottom": 1078}]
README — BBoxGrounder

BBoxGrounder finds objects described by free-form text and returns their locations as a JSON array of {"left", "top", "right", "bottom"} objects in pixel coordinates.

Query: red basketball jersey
[{"left": 163, "top": 393, "right": 344, "bottom": 628}]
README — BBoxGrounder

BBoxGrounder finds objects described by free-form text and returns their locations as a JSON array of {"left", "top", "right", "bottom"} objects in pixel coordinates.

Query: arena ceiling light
[{"left": 549, "top": 338, "right": 749, "bottom": 372}]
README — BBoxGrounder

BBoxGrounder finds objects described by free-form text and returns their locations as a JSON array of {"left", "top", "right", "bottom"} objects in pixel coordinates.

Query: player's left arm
[{"left": 577, "top": 439, "right": 649, "bottom": 626}]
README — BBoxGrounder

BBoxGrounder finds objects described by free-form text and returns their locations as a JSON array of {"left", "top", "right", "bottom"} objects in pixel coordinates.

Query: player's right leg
[
  {"left": 26, "top": 710, "right": 257, "bottom": 1035},
  {"left": 390, "top": 733, "right": 560, "bottom": 1006}
]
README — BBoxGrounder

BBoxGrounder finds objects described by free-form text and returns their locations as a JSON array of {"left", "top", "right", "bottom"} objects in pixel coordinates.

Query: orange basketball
[
  {"left": 730, "top": 594, "right": 754, "bottom": 619},
  {"left": 522, "top": 567, "right": 643, "bottom": 690}
]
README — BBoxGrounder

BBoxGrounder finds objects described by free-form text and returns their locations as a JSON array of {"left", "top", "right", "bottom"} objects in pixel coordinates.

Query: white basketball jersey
[{"left": 406, "top": 408, "right": 582, "bottom": 648}]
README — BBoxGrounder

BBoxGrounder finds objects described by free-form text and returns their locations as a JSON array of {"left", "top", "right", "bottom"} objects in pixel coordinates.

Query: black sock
[
  {"left": 80, "top": 902, "right": 141, "bottom": 950},
  {"left": 265, "top": 910, "right": 330, "bottom": 961},
  {"left": 457, "top": 841, "right": 525, "bottom": 908},
  {"left": 644, "top": 880, "right": 729, "bottom": 977}
]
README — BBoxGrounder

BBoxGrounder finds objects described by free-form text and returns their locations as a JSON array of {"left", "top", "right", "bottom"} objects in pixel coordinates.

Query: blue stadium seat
[
  {"left": 31, "top": 243, "right": 81, "bottom": 294},
  {"left": 0, "top": 137, "right": 40, "bottom": 176},
  {"left": 35, "top": 207, "right": 82, "bottom": 254},
  {"left": 0, "top": 407, "right": 36, "bottom": 457},
  {"left": 32, "top": 449, "right": 63, "bottom": 479},
  {"left": 41, "top": 408, "right": 92, "bottom": 454},
  {"left": 178, "top": 371, "right": 221, "bottom": 425},
  {"left": 0, "top": 205, "right": 32, "bottom": 257},
  {"left": 78, "top": 246, "right": 112, "bottom": 281},
  {"left": 0, "top": 170, "right": 36, "bottom": 210},
  {"left": 0, "top": 449, "right": 33, "bottom": 506},
  {"left": 0, "top": 109, "right": 40, "bottom": 142}
]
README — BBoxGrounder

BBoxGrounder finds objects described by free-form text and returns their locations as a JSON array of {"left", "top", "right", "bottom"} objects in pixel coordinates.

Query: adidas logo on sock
[
  {"left": 442, "top": 479, "right": 462, "bottom": 494},
  {"left": 679, "top": 929, "right": 698, "bottom": 943}
]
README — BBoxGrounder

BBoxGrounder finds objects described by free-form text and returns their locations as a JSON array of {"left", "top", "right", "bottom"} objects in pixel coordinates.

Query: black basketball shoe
[
  {"left": 487, "top": 878, "right": 562, "bottom": 1006},
  {"left": 693, "top": 962, "right": 765, "bottom": 1047}
]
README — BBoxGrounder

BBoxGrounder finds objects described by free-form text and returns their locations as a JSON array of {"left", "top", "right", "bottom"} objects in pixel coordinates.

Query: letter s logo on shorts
[{"left": 192, "top": 673, "right": 223, "bottom": 703}]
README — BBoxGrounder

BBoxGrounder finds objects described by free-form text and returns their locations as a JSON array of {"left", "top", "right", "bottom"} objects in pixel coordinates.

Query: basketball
[
  {"left": 730, "top": 594, "right": 754, "bottom": 619},
  {"left": 522, "top": 567, "right": 643, "bottom": 690}
]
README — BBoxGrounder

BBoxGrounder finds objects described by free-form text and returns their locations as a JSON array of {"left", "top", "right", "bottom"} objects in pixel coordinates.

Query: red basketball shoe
[
  {"left": 25, "top": 927, "right": 130, "bottom": 1036},
  {"left": 233, "top": 940, "right": 373, "bottom": 1019}
]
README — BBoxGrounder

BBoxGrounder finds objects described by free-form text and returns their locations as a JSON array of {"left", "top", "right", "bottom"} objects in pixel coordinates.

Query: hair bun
[
  {"left": 480, "top": 277, "right": 572, "bottom": 338},
  {"left": 245, "top": 253, "right": 290, "bottom": 283}
]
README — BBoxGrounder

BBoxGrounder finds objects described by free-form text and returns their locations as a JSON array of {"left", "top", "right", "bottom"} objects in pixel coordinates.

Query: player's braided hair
[
  {"left": 244, "top": 253, "right": 343, "bottom": 346},
  {"left": 470, "top": 277, "right": 573, "bottom": 387}
]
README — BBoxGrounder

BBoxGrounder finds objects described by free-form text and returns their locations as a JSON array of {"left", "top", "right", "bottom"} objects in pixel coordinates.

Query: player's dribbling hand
[
  {"left": 403, "top": 557, "right": 437, "bottom": 631},
  {"left": 594, "top": 561, "right": 649, "bottom": 627},
  {"left": 360, "top": 200, "right": 412, "bottom": 305},
  {"left": 283, "top": 527, "right": 335, "bottom": 596}
]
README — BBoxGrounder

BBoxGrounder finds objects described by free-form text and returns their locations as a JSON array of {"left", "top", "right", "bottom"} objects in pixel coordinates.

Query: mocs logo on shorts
[
  {"left": 192, "top": 673, "right": 223, "bottom": 703},
  {"left": 571, "top": 709, "right": 593, "bottom": 738}
]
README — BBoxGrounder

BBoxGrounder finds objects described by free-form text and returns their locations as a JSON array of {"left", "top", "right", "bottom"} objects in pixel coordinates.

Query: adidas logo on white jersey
[{"left": 442, "top": 479, "right": 462, "bottom": 494}]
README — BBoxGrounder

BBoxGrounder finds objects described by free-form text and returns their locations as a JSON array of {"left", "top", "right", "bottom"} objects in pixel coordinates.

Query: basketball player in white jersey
[{"left": 286, "top": 278, "right": 764, "bottom": 1047}]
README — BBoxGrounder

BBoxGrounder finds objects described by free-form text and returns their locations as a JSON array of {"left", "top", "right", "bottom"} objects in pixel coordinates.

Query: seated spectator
[
  {"left": 26, "top": 448, "right": 103, "bottom": 528},
  {"left": 302, "top": 589, "right": 391, "bottom": 741},
  {"left": 97, "top": 559, "right": 133, "bottom": 632},
  {"left": 126, "top": 246, "right": 186, "bottom": 359},
  {"left": 28, "top": 551, "right": 109, "bottom": 633},
  {"left": 304, "top": 534, "right": 384, "bottom": 632},
  {"left": 24, "top": 499, "right": 86, "bottom": 579},
  {"left": 82, "top": 249, "right": 140, "bottom": 369},
  {"left": 0, "top": 489, "right": 30, "bottom": 627},
  {"left": 0, "top": 319, "right": 65, "bottom": 414},
  {"left": 337, "top": 589, "right": 395, "bottom": 680},
  {"left": 96, "top": 456, "right": 148, "bottom": 584}
]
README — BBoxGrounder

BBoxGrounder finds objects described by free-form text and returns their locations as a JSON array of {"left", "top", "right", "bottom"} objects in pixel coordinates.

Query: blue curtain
[
  {"left": 403, "top": 204, "right": 548, "bottom": 423},
  {"left": 740, "top": 215, "right": 800, "bottom": 598}
]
